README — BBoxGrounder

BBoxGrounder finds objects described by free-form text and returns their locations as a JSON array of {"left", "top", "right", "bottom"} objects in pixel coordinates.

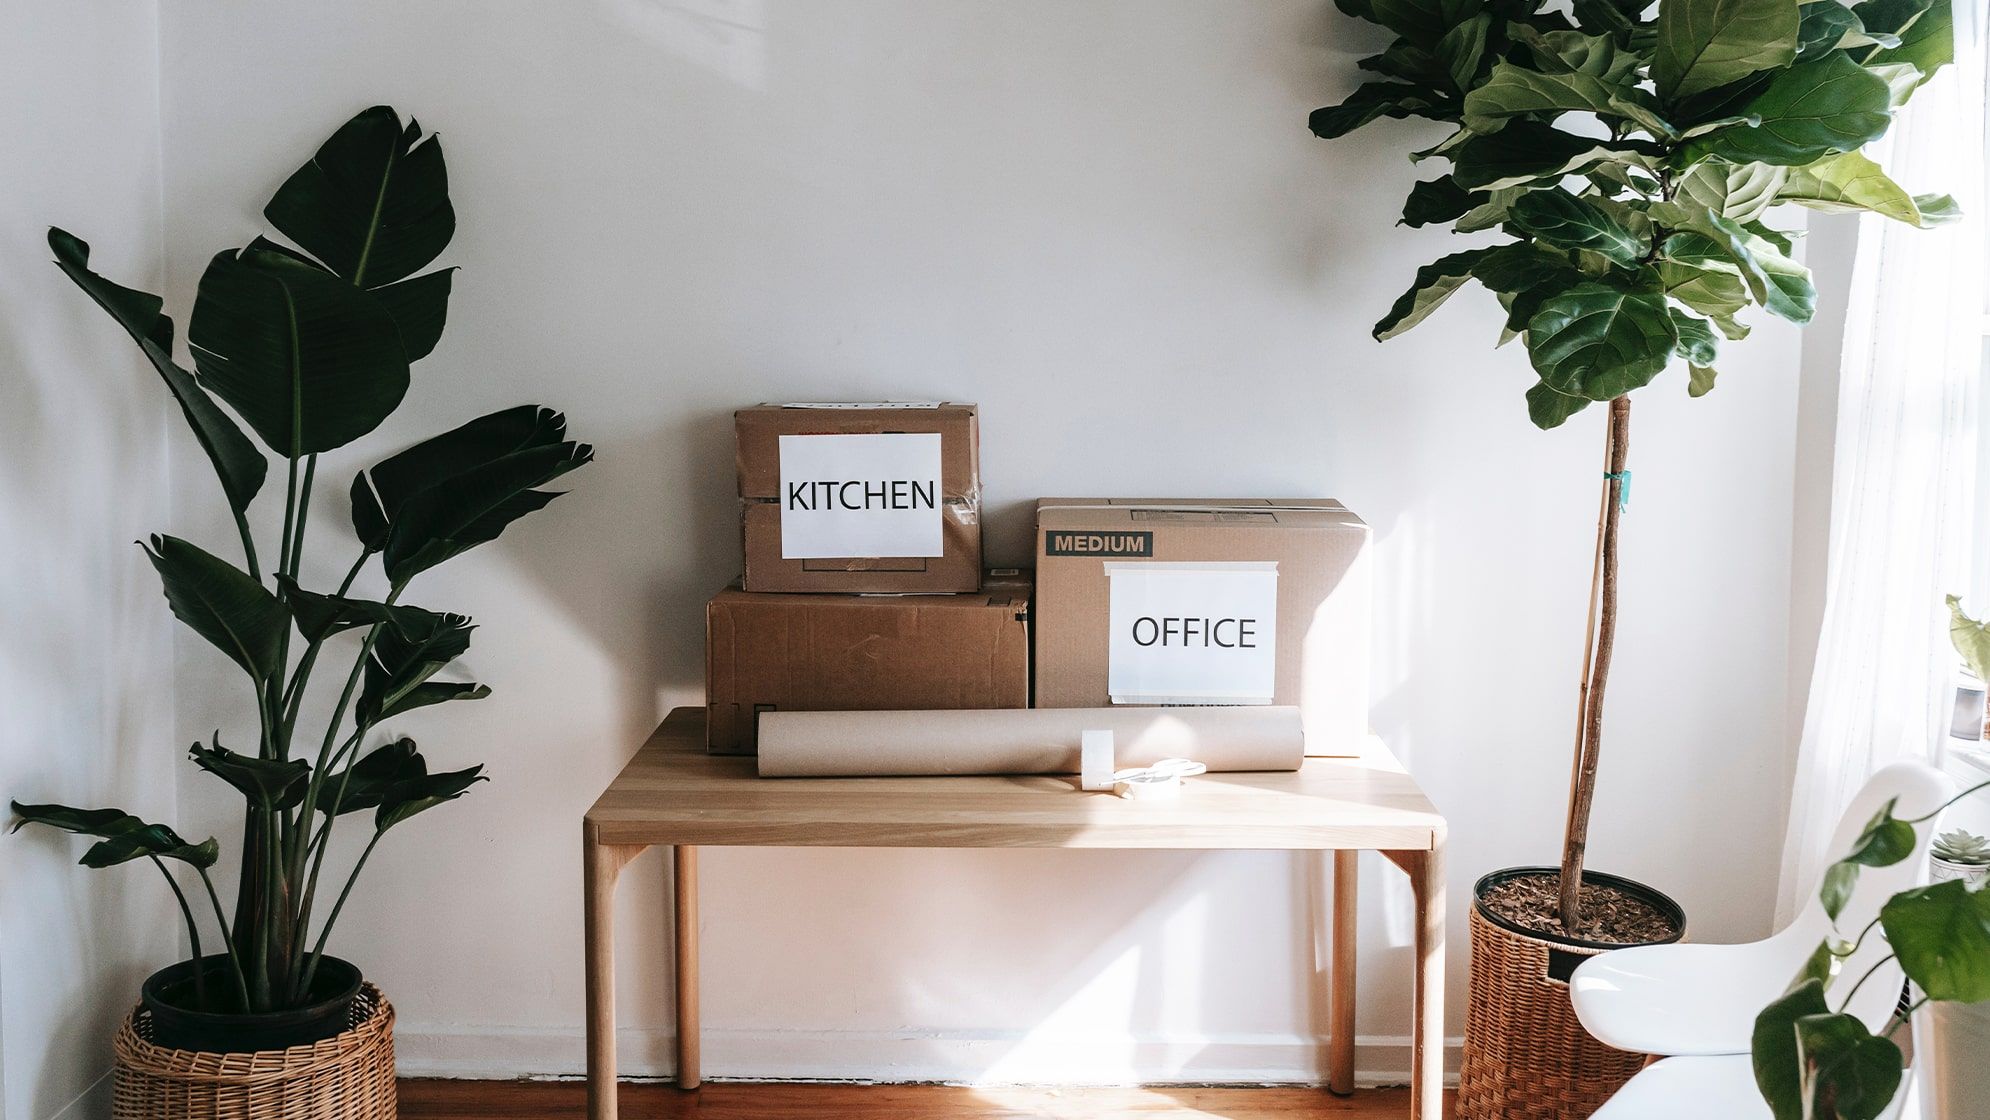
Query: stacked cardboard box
[{"left": 710, "top": 403, "right": 1022, "bottom": 754}]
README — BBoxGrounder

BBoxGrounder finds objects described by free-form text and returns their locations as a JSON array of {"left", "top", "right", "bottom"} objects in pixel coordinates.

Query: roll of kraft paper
[{"left": 756, "top": 706, "right": 1303, "bottom": 777}]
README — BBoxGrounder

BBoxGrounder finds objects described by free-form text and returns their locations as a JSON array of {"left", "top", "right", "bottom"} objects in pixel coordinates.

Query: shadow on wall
[{"left": 601, "top": 0, "right": 769, "bottom": 91}]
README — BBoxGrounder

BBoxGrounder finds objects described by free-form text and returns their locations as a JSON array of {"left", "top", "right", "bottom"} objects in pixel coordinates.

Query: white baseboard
[{"left": 396, "top": 1024, "right": 1464, "bottom": 1088}]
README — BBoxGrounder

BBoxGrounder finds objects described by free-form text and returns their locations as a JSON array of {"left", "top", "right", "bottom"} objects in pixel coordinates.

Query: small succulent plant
[{"left": 1933, "top": 829, "right": 1990, "bottom": 866}]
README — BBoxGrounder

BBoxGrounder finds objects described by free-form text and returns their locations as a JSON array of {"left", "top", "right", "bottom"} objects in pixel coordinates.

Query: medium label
[
  {"left": 1044, "top": 530, "right": 1155, "bottom": 557},
  {"left": 778, "top": 433, "right": 944, "bottom": 559},
  {"left": 1106, "top": 561, "right": 1277, "bottom": 704}
]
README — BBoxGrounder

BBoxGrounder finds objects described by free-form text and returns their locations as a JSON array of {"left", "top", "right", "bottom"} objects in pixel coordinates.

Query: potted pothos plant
[
  {"left": 1311, "top": 0, "right": 1954, "bottom": 1114},
  {"left": 1751, "top": 599, "right": 1990, "bottom": 1120},
  {"left": 10, "top": 105, "right": 591, "bottom": 1062}
]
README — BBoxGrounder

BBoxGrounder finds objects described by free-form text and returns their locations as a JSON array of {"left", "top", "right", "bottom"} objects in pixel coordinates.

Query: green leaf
[
  {"left": 1401, "top": 177, "right": 1485, "bottom": 227},
  {"left": 1670, "top": 308, "right": 1719, "bottom": 365},
  {"left": 1510, "top": 25, "right": 1642, "bottom": 81},
  {"left": 47, "top": 229, "right": 268, "bottom": 514},
  {"left": 1526, "top": 380, "right": 1592, "bottom": 429},
  {"left": 1845, "top": 800, "right": 1916, "bottom": 866},
  {"left": 1821, "top": 859, "right": 1860, "bottom": 921},
  {"left": 1949, "top": 595, "right": 1990, "bottom": 682},
  {"left": 1654, "top": 0, "right": 1799, "bottom": 103},
  {"left": 317, "top": 738, "right": 423, "bottom": 815},
  {"left": 1755, "top": 979, "right": 1829, "bottom": 1120},
  {"left": 275, "top": 575, "right": 461, "bottom": 644},
  {"left": 1372, "top": 249, "right": 1496, "bottom": 341},
  {"left": 1526, "top": 281, "right": 1680, "bottom": 400},
  {"left": 374, "top": 764, "right": 487, "bottom": 832},
  {"left": 1676, "top": 161, "right": 1790, "bottom": 224},
  {"left": 367, "top": 407, "right": 594, "bottom": 584},
  {"left": 1659, "top": 256, "right": 1753, "bottom": 339},
  {"left": 10, "top": 802, "right": 219, "bottom": 869},
  {"left": 1794, "top": 938, "right": 1839, "bottom": 987},
  {"left": 1688, "top": 363, "right": 1720, "bottom": 397},
  {"left": 190, "top": 740, "right": 311, "bottom": 812},
  {"left": 1359, "top": 40, "right": 1449, "bottom": 86},
  {"left": 358, "top": 613, "right": 478, "bottom": 724},
  {"left": 1753, "top": 239, "right": 1818, "bottom": 323},
  {"left": 1779, "top": 149, "right": 1955, "bottom": 226},
  {"left": 264, "top": 106, "right": 454, "bottom": 288},
  {"left": 1859, "top": 0, "right": 1951, "bottom": 88},
  {"left": 1796, "top": 2, "right": 1869, "bottom": 61},
  {"left": 351, "top": 472, "right": 390, "bottom": 553},
  {"left": 1882, "top": 878, "right": 1990, "bottom": 1002},
  {"left": 1687, "top": 53, "right": 1896, "bottom": 166},
  {"left": 1462, "top": 59, "right": 1673, "bottom": 137},
  {"left": 142, "top": 534, "right": 288, "bottom": 681},
  {"left": 1309, "top": 82, "right": 1449, "bottom": 139},
  {"left": 189, "top": 247, "right": 411, "bottom": 455},
  {"left": 1509, "top": 188, "right": 1647, "bottom": 266},
  {"left": 1654, "top": 203, "right": 1773, "bottom": 303},
  {"left": 1795, "top": 1012, "right": 1904, "bottom": 1120},
  {"left": 1436, "top": 13, "right": 1493, "bottom": 89}
]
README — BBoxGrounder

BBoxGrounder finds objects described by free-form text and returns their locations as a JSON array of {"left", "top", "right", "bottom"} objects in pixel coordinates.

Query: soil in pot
[
  {"left": 1480, "top": 869, "right": 1683, "bottom": 945},
  {"left": 142, "top": 955, "right": 364, "bottom": 1052}
]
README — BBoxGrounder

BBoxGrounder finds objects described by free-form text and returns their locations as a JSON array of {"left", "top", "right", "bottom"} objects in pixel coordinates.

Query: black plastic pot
[
  {"left": 140, "top": 955, "right": 364, "bottom": 1053},
  {"left": 1474, "top": 865, "right": 1686, "bottom": 978}
]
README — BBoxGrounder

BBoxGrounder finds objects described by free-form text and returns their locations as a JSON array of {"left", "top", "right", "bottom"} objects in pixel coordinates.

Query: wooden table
[{"left": 584, "top": 708, "right": 1448, "bottom": 1120}]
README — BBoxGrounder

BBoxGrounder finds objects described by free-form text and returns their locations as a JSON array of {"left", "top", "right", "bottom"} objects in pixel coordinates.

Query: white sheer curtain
[{"left": 1777, "top": 11, "right": 1988, "bottom": 926}]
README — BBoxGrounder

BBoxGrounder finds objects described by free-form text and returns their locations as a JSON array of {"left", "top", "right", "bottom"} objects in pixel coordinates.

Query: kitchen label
[
  {"left": 1106, "top": 561, "right": 1278, "bottom": 704},
  {"left": 778, "top": 432, "right": 944, "bottom": 559}
]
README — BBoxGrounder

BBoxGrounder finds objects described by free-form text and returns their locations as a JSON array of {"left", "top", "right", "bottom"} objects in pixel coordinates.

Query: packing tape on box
[{"left": 756, "top": 706, "right": 1303, "bottom": 778}]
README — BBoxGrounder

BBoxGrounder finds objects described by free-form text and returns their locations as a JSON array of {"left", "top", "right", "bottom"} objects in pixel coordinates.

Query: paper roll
[{"left": 756, "top": 706, "right": 1304, "bottom": 777}]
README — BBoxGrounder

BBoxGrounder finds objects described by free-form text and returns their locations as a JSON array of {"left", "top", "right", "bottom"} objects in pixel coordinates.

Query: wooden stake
[{"left": 1559, "top": 396, "right": 1630, "bottom": 927}]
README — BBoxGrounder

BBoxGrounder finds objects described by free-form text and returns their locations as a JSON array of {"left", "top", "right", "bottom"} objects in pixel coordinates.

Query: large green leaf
[
  {"left": 1843, "top": 800, "right": 1915, "bottom": 867},
  {"left": 1509, "top": 188, "right": 1647, "bottom": 266},
  {"left": 275, "top": 575, "right": 461, "bottom": 644},
  {"left": 143, "top": 534, "right": 288, "bottom": 681},
  {"left": 358, "top": 613, "right": 478, "bottom": 724},
  {"left": 189, "top": 248, "right": 411, "bottom": 455},
  {"left": 1373, "top": 249, "right": 1496, "bottom": 340},
  {"left": 317, "top": 738, "right": 423, "bottom": 815},
  {"left": 1949, "top": 595, "right": 1990, "bottom": 682},
  {"left": 1309, "top": 82, "right": 1450, "bottom": 139},
  {"left": 264, "top": 107, "right": 454, "bottom": 289},
  {"left": 9, "top": 802, "right": 218, "bottom": 869},
  {"left": 1859, "top": 0, "right": 1952, "bottom": 88},
  {"left": 1779, "top": 149, "right": 1958, "bottom": 226},
  {"left": 1436, "top": 13, "right": 1493, "bottom": 89},
  {"left": 1688, "top": 52, "right": 1895, "bottom": 166},
  {"left": 1675, "top": 161, "right": 1790, "bottom": 224},
  {"left": 365, "top": 407, "right": 594, "bottom": 584},
  {"left": 1526, "top": 380, "right": 1592, "bottom": 429},
  {"left": 189, "top": 741, "right": 311, "bottom": 813},
  {"left": 374, "top": 764, "right": 487, "bottom": 832},
  {"left": 48, "top": 230, "right": 267, "bottom": 513},
  {"left": 1794, "top": 1012, "right": 1905, "bottom": 1120},
  {"left": 1752, "top": 237, "right": 1818, "bottom": 323},
  {"left": 1882, "top": 879, "right": 1990, "bottom": 1002},
  {"left": 1659, "top": 255, "right": 1753, "bottom": 339},
  {"left": 1462, "top": 59, "right": 1673, "bottom": 137},
  {"left": 1670, "top": 308, "right": 1719, "bottom": 365},
  {"left": 1654, "top": 0, "right": 1799, "bottom": 102},
  {"left": 1525, "top": 281, "right": 1678, "bottom": 400},
  {"left": 1401, "top": 177, "right": 1485, "bottom": 227}
]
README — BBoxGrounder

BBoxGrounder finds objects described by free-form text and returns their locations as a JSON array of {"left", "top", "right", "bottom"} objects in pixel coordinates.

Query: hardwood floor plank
[{"left": 399, "top": 1079, "right": 1452, "bottom": 1119}]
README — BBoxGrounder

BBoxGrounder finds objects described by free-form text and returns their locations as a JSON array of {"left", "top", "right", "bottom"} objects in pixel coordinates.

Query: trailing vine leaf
[
  {"left": 1526, "top": 281, "right": 1679, "bottom": 400},
  {"left": 1653, "top": 0, "right": 1798, "bottom": 102},
  {"left": 1794, "top": 1013, "right": 1904, "bottom": 1120},
  {"left": 1881, "top": 879, "right": 1990, "bottom": 1002}
]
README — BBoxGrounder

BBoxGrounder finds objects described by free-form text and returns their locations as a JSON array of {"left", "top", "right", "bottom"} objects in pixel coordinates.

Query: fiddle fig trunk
[{"left": 1560, "top": 396, "right": 1631, "bottom": 927}]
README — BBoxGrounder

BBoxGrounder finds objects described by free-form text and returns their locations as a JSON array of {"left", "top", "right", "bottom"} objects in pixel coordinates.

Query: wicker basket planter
[
  {"left": 1456, "top": 868, "right": 1685, "bottom": 1120},
  {"left": 113, "top": 983, "right": 396, "bottom": 1120}
]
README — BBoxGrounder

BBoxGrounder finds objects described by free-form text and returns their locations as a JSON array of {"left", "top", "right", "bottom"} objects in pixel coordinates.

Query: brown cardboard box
[
  {"left": 705, "top": 571, "right": 1030, "bottom": 754},
  {"left": 1033, "top": 499, "right": 1370, "bottom": 756},
  {"left": 736, "top": 403, "right": 982, "bottom": 593}
]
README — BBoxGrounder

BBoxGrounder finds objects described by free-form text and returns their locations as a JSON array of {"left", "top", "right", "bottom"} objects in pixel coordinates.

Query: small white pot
[{"left": 1930, "top": 856, "right": 1990, "bottom": 889}]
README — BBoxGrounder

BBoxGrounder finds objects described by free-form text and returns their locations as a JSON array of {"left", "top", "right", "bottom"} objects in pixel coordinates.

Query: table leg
[
  {"left": 585, "top": 825, "right": 645, "bottom": 1120},
  {"left": 675, "top": 845, "right": 702, "bottom": 1089},
  {"left": 1329, "top": 849, "right": 1358, "bottom": 1097},
  {"left": 1408, "top": 835, "right": 1446, "bottom": 1120}
]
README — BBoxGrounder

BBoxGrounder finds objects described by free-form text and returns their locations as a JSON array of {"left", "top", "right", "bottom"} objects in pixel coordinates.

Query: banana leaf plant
[
  {"left": 1313, "top": 0, "right": 1955, "bottom": 925},
  {"left": 1750, "top": 600, "right": 1990, "bottom": 1120},
  {"left": 9, "top": 105, "right": 592, "bottom": 1014}
]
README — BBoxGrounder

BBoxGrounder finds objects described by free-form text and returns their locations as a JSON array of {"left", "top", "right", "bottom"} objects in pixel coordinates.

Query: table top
[{"left": 586, "top": 708, "right": 1445, "bottom": 851}]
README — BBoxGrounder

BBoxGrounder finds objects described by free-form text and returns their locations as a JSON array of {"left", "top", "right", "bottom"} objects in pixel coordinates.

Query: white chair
[
  {"left": 1572, "top": 760, "right": 1953, "bottom": 1056},
  {"left": 1574, "top": 760, "right": 1952, "bottom": 1119}
]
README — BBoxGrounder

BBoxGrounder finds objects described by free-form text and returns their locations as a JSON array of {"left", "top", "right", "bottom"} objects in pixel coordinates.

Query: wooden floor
[{"left": 399, "top": 1079, "right": 1453, "bottom": 1118}]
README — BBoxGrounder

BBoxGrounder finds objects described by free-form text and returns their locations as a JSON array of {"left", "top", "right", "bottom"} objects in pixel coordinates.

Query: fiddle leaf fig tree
[
  {"left": 1314, "top": 0, "right": 1953, "bottom": 926},
  {"left": 10, "top": 105, "right": 592, "bottom": 1014}
]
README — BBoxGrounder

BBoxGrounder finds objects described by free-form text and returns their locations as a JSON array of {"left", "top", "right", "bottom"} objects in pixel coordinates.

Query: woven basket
[
  {"left": 113, "top": 983, "right": 395, "bottom": 1120},
  {"left": 1457, "top": 906, "right": 1642, "bottom": 1119}
]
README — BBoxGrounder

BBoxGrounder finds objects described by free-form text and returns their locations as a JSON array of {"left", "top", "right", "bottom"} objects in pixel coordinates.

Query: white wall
[
  {"left": 143, "top": 0, "right": 1807, "bottom": 1085},
  {"left": 0, "top": 4, "right": 179, "bottom": 1117}
]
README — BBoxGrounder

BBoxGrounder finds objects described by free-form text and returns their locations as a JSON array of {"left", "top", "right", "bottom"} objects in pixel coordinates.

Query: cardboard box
[
  {"left": 705, "top": 570, "right": 1030, "bottom": 754},
  {"left": 736, "top": 403, "right": 982, "bottom": 593},
  {"left": 1033, "top": 499, "right": 1370, "bottom": 756}
]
